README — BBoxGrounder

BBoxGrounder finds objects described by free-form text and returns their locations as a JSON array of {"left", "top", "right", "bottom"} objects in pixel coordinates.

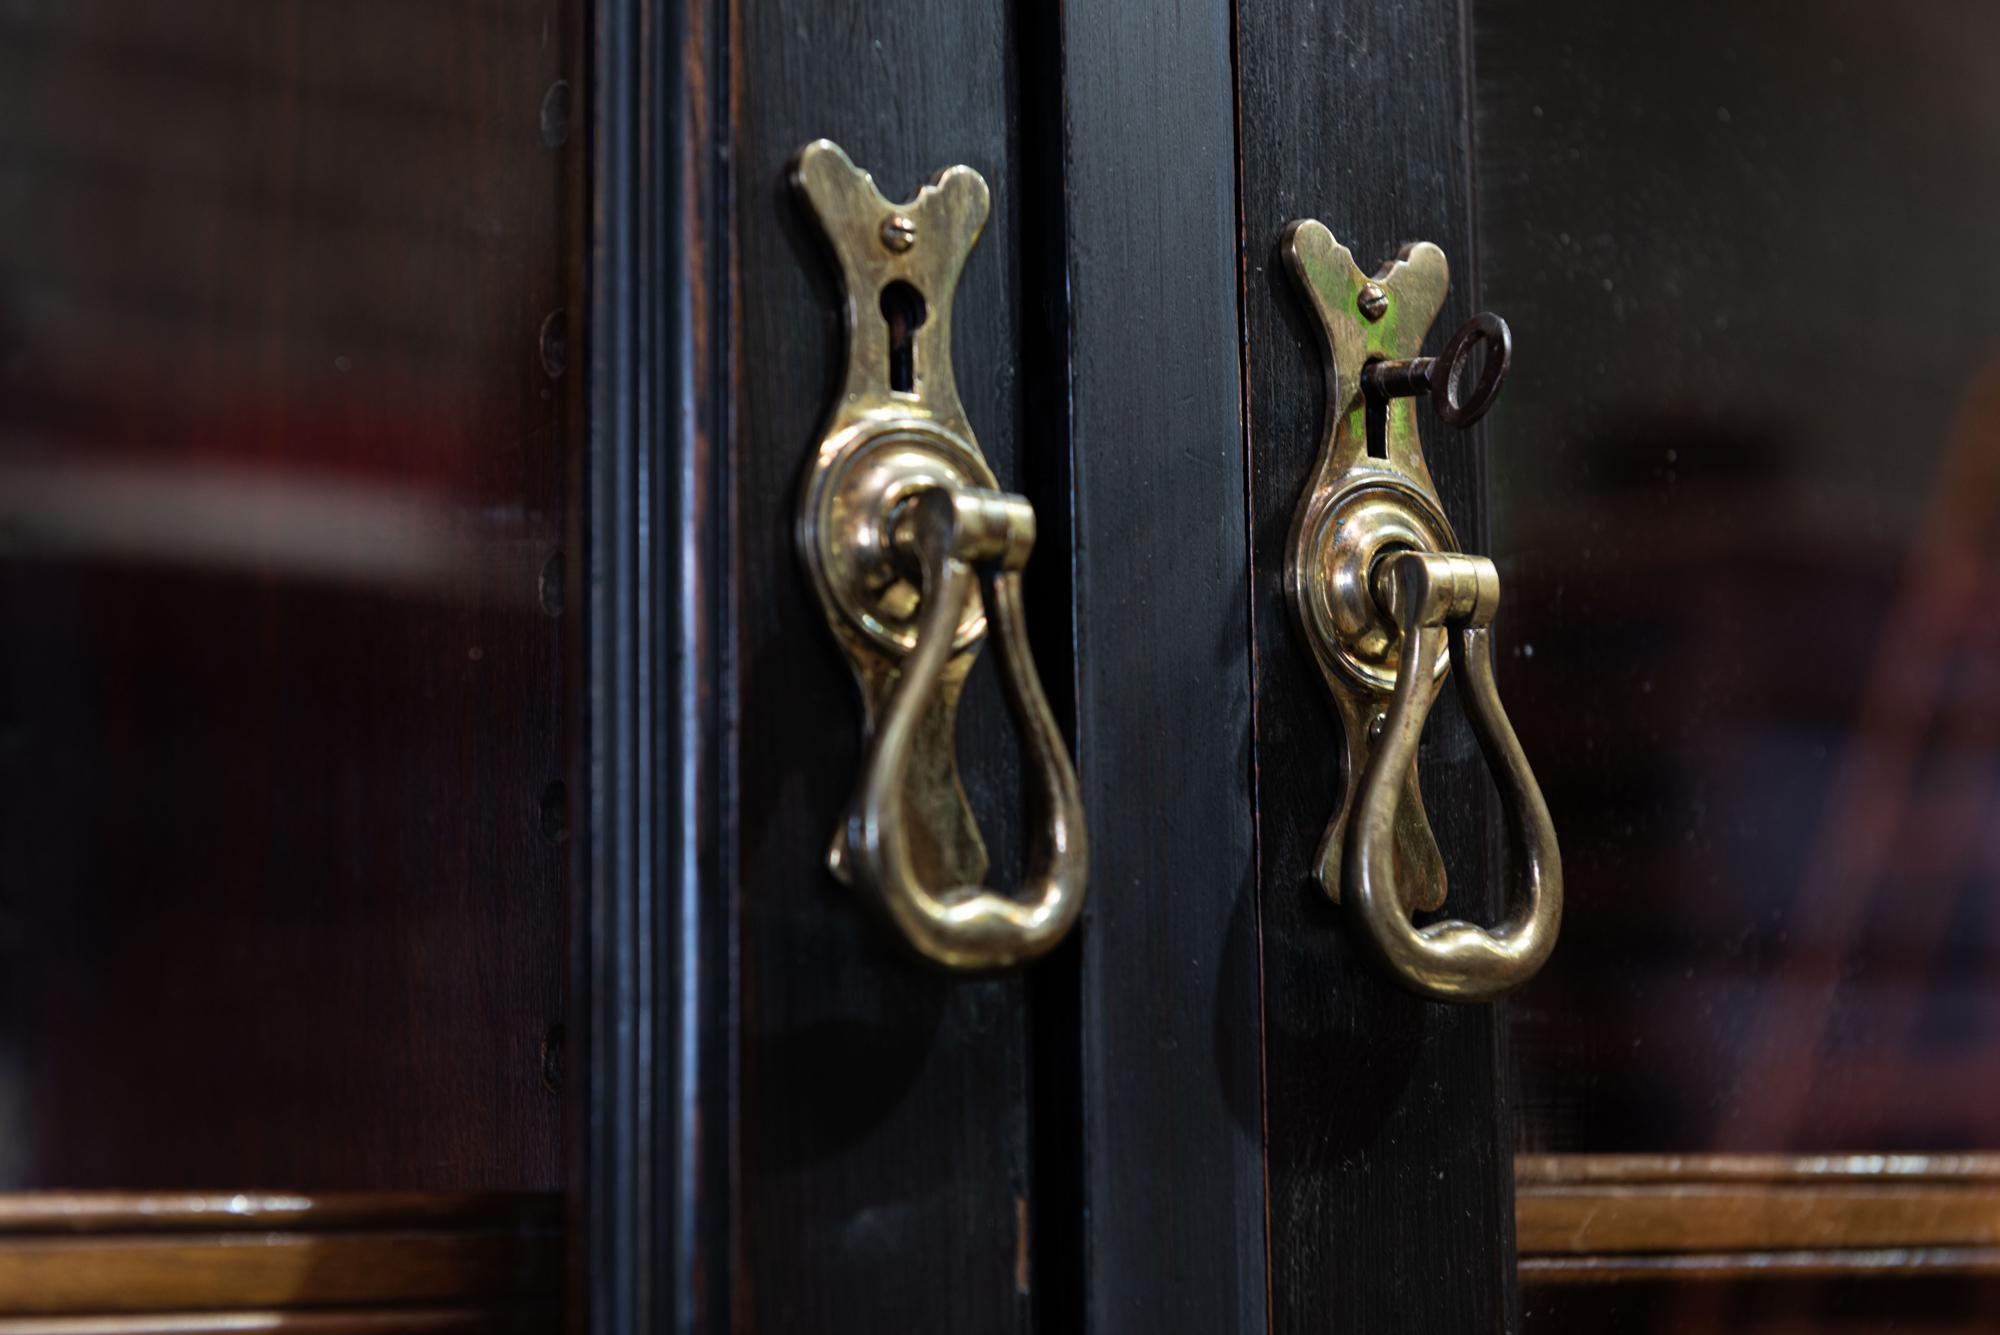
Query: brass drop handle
[
  {"left": 1347, "top": 551, "right": 1561, "bottom": 1001},
  {"left": 1283, "top": 219, "right": 1562, "bottom": 1001},
  {"left": 842, "top": 486, "right": 1087, "bottom": 968},
  {"left": 792, "top": 139, "right": 1088, "bottom": 969}
]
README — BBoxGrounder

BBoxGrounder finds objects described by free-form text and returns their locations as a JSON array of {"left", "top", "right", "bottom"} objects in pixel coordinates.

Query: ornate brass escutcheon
[
  {"left": 792, "top": 139, "right": 1086, "bottom": 970},
  {"left": 1283, "top": 219, "right": 1560, "bottom": 1002}
]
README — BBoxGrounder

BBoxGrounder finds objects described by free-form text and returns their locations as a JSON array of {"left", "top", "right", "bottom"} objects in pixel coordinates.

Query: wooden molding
[
  {"left": 1518, "top": 1154, "right": 2000, "bottom": 1283},
  {"left": 0, "top": 1192, "right": 561, "bottom": 1322},
  {"left": 1521, "top": 1247, "right": 2000, "bottom": 1284},
  {"left": 0, "top": 1193, "right": 560, "bottom": 1236},
  {"left": 0, "top": 1313, "right": 552, "bottom": 1335}
]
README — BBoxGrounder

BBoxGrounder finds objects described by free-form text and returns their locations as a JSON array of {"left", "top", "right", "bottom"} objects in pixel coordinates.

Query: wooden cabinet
[{"left": 7, "top": 1, "right": 2000, "bottom": 1330}]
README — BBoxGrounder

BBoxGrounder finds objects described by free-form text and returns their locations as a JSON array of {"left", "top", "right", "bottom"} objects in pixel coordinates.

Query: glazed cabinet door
[
  {"left": 1475, "top": 3, "right": 2000, "bottom": 1330},
  {"left": 1243, "top": 1, "right": 2000, "bottom": 1329},
  {"left": 672, "top": 0, "right": 1273, "bottom": 1326},
  {"left": 1235, "top": 2, "right": 1523, "bottom": 1331},
  {"left": 0, "top": 0, "right": 582, "bottom": 1323},
  {"left": 628, "top": 0, "right": 1530, "bottom": 1330}
]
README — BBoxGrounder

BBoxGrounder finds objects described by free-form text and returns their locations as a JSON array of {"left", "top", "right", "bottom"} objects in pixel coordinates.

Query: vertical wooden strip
[
  {"left": 1050, "top": 0, "right": 1270, "bottom": 1329},
  {"left": 731, "top": 5, "right": 1034, "bottom": 1332},
  {"left": 582, "top": 0, "right": 734, "bottom": 1332},
  {"left": 1234, "top": 0, "right": 1518, "bottom": 1330}
]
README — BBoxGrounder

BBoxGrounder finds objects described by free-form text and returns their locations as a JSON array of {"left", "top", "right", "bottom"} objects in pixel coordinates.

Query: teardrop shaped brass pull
[
  {"left": 844, "top": 486, "right": 1087, "bottom": 968},
  {"left": 1283, "top": 219, "right": 1561, "bottom": 1001},
  {"left": 1347, "top": 551, "right": 1561, "bottom": 1001},
  {"left": 792, "top": 139, "right": 1087, "bottom": 969}
]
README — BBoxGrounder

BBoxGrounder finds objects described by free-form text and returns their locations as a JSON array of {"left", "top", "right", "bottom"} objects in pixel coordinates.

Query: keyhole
[
  {"left": 880, "top": 281, "right": 928, "bottom": 394},
  {"left": 1363, "top": 357, "right": 1390, "bottom": 458}
]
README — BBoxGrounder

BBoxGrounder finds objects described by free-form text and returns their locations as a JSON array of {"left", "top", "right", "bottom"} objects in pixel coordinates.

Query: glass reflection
[
  {"left": 1479, "top": 0, "right": 2000, "bottom": 1162},
  {"left": 0, "top": 0, "right": 574, "bottom": 1189}
]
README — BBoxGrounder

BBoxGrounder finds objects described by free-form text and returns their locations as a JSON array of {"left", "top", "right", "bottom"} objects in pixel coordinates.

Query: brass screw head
[
  {"left": 1358, "top": 282, "right": 1389, "bottom": 321},
  {"left": 880, "top": 215, "right": 917, "bottom": 253}
]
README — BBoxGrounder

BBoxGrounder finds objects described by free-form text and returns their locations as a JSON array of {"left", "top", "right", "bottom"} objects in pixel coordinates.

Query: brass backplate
[
  {"left": 1284, "top": 221, "right": 1460, "bottom": 913},
  {"left": 793, "top": 139, "right": 998, "bottom": 891}
]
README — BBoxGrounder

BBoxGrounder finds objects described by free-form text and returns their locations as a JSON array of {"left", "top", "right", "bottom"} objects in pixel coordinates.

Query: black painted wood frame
[
  {"left": 581, "top": 0, "right": 1520, "bottom": 1330},
  {"left": 1236, "top": 1, "right": 1520, "bottom": 1331},
  {"left": 581, "top": 0, "right": 735, "bottom": 1332},
  {"left": 1045, "top": 0, "right": 1271, "bottom": 1329}
]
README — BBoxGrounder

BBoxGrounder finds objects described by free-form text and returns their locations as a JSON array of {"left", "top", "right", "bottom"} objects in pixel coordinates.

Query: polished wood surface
[
  {"left": 0, "top": 1311, "right": 550, "bottom": 1335},
  {"left": 1518, "top": 1155, "right": 2000, "bottom": 1279},
  {"left": 1523, "top": 1250, "right": 2000, "bottom": 1283},
  {"left": 0, "top": 1235, "right": 552, "bottom": 1314},
  {"left": 0, "top": 1192, "right": 560, "bottom": 1233},
  {"left": 0, "top": 1192, "right": 558, "bottom": 1319},
  {"left": 1520, "top": 1155, "right": 2000, "bottom": 1187}
]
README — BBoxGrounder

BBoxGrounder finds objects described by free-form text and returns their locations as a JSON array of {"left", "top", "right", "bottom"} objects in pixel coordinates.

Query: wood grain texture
[
  {"left": 1049, "top": 0, "right": 1269, "bottom": 1330},
  {"left": 0, "top": 1193, "right": 560, "bottom": 1234},
  {"left": 0, "top": 1191, "right": 559, "bottom": 1318},
  {"left": 1520, "top": 1192, "right": 2000, "bottom": 1259},
  {"left": 731, "top": 4, "right": 1035, "bottom": 1331},
  {"left": 1518, "top": 1154, "right": 2000, "bottom": 1261},
  {"left": 1518, "top": 1155, "right": 2000, "bottom": 1187},
  {"left": 1521, "top": 1249, "right": 2000, "bottom": 1284},
  {"left": 1234, "top": 0, "right": 1517, "bottom": 1330},
  {"left": 0, "top": 1233, "right": 557, "bottom": 1315}
]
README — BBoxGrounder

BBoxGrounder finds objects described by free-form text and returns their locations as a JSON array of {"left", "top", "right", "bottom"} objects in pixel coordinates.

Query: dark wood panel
[
  {"left": 730, "top": 4, "right": 1035, "bottom": 1332},
  {"left": 1519, "top": 1155, "right": 2000, "bottom": 1187},
  {"left": 1048, "top": 0, "right": 1268, "bottom": 1330},
  {"left": 1234, "top": 0, "right": 1517, "bottom": 1330}
]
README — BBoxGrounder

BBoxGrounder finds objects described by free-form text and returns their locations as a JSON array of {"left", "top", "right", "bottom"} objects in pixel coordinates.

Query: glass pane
[
  {"left": 0, "top": 0, "right": 578, "bottom": 1189},
  {"left": 1477, "top": 0, "right": 2000, "bottom": 1159},
  {"left": 1477, "top": 0, "right": 2000, "bottom": 1326}
]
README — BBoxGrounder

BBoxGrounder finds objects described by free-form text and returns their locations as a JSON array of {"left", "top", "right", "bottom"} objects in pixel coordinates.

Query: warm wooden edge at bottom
[
  {"left": 1518, "top": 1154, "right": 2000, "bottom": 1188},
  {"left": 0, "top": 1193, "right": 561, "bottom": 1235},
  {"left": 0, "top": 1193, "right": 562, "bottom": 1318},
  {"left": 0, "top": 1306, "right": 559, "bottom": 1335},
  {"left": 1521, "top": 1247, "right": 2000, "bottom": 1284},
  {"left": 1518, "top": 1154, "right": 2000, "bottom": 1284}
]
